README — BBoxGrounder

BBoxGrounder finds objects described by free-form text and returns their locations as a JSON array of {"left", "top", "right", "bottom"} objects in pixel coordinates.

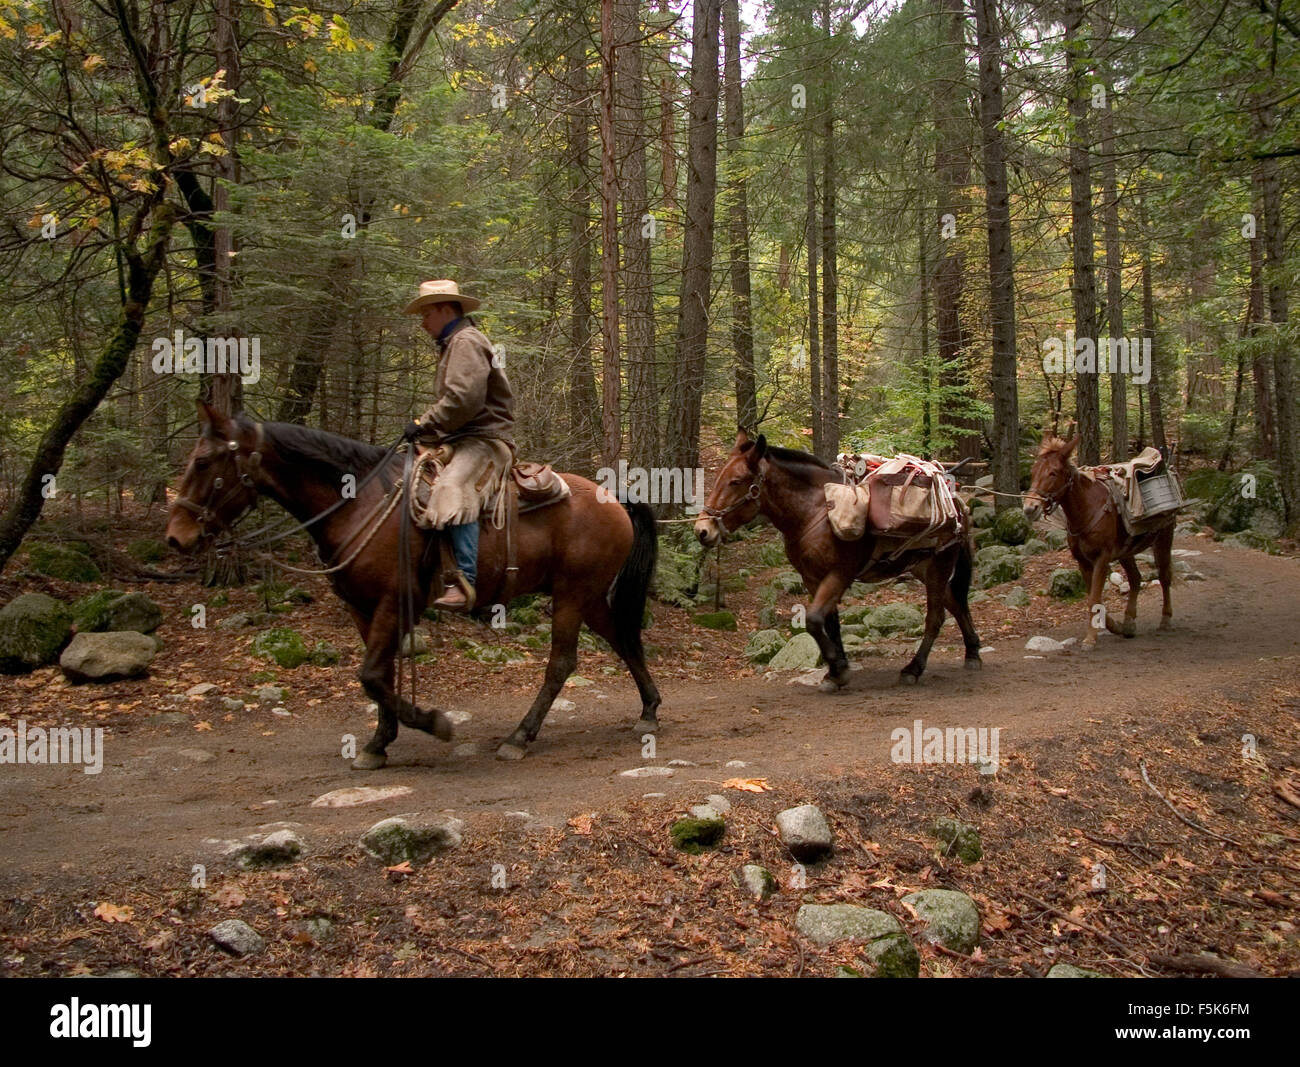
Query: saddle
[
  {"left": 826, "top": 453, "right": 962, "bottom": 556},
  {"left": 409, "top": 446, "right": 571, "bottom": 523},
  {"left": 1084, "top": 447, "right": 1183, "bottom": 533},
  {"left": 511, "top": 460, "right": 573, "bottom": 512}
]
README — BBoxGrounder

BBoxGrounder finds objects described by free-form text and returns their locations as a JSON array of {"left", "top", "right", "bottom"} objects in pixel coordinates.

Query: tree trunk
[
  {"left": 1249, "top": 170, "right": 1275, "bottom": 459},
  {"left": 723, "top": 0, "right": 756, "bottom": 432},
  {"left": 1065, "top": 0, "right": 1099, "bottom": 464},
  {"left": 1097, "top": 65, "right": 1125, "bottom": 459},
  {"left": 933, "top": 0, "right": 976, "bottom": 460},
  {"left": 974, "top": 0, "right": 1018, "bottom": 508},
  {"left": 598, "top": 0, "right": 622, "bottom": 467},
  {"left": 1139, "top": 197, "right": 1165, "bottom": 452},
  {"left": 618, "top": 0, "right": 658, "bottom": 468},
  {"left": 566, "top": 47, "right": 599, "bottom": 470},
  {"left": 818, "top": 0, "right": 838, "bottom": 460},
  {"left": 668, "top": 0, "right": 721, "bottom": 478},
  {"left": 806, "top": 120, "right": 822, "bottom": 457}
]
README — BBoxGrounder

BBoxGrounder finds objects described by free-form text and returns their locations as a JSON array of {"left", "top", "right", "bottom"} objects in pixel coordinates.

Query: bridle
[
  {"left": 700, "top": 465, "right": 765, "bottom": 522},
  {"left": 172, "top": 422, "right": 266, "bottom": 534},
  {"left": 1025, "top": 464, "right": 1074, "bottom": 518}
]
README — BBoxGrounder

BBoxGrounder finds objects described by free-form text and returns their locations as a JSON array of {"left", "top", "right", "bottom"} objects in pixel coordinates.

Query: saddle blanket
[{"left": 1083, "top": 447, "right": 1183, "bottom": 531}]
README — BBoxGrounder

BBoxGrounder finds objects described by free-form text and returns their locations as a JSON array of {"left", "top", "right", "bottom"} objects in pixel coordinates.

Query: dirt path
[{"left": 2, "top": 538, "right": 1297, "bottom": 896}]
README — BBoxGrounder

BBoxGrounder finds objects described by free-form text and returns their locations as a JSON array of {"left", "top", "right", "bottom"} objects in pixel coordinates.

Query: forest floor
[{"left": 1, "top": 503, "right": 1299, "bottom": 978}]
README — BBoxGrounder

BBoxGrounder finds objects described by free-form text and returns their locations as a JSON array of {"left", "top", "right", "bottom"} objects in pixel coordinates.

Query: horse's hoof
[
  {"left": 351, "top": 750, "right": 387, "bottom": 771},
  {"left": 634, "top": 717, "right": 659, "bottom": 735},
  {"left": 818, "top": 676, "right": 848, "bottom": 693},
  {"left": 898, "top": 672, "right": 920, "bottom": 686},
  {"left": 496, "top": 742, "right": 527, "bottom": 761},
  {"left": 964, "top": 657, "right": 983, "bottom": 670},
  {"left": 1121, "top": 622, "right": 1137, "bottom": 638},
  {"left": 1158, "top": 619, "right": 1173, "bottom": 632},
  {"left": 432, "top": 711, "right": 454, "bottom": 743}
]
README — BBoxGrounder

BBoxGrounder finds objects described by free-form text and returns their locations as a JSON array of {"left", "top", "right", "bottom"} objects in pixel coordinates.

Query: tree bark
[
  {"left": 723, "top": 0, "right": 756, "bottom": 432},
  {"left": 1065, "top": 0, "right": 1099, "bottom": 464},
  {"left": 974, "top": 0, "right": 1018, "bottom": 508},
  {"left": 806, "top": 119, "right": 821, "bottom": 457},
  {"left": 1096, "top": 64, "right": 1125, "bottom": 458},
  {"left": 668, "top": 0, "right": 721, "bottom": 477},
  {"left": 819, "top": 0, "right": 838, "bottom": 460},
  {"left": 618, "top": 0, "right": 658, "bottom": 468},
  {"left": 566, "top": 46, "right": 599, "bottom": 470},
  {"left": 598, "top": 0, "right": 622, "bottom": 467}
]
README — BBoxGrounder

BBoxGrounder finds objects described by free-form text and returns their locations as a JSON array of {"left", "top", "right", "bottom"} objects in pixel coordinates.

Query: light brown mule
[{"left": 1023, "top": 434, "right": 1175, "bottom": 649}]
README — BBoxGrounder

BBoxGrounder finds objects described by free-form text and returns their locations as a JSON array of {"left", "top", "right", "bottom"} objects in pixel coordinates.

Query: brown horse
[
  {"left": 695, "top": 432, "right": 982, "bottom": 687},
  {"left": 165, "top": 403, "right": 661, "bottom": 766},
  {"left": 1023, "top": 434, "right": 1174, "bottom": 648}
]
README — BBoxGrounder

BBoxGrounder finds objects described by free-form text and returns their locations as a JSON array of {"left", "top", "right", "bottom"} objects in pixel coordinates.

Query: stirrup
[{"left": 433, "top": 571, "right": 476, "bottom": 612}]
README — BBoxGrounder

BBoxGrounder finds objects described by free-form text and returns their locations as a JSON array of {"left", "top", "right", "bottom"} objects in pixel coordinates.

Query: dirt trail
[{"left": 2, "top": 540, "right": 1297, "bottom": 894}]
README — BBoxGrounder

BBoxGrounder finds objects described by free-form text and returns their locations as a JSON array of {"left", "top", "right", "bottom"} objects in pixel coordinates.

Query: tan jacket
[{"left": 421, "top": 319, "right": 514, "bottom": 446}]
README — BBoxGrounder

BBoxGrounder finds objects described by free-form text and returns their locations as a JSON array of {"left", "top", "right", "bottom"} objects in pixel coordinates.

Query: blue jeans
[{"left": 448, "top": 522, "right": 478, "bottom": 587}]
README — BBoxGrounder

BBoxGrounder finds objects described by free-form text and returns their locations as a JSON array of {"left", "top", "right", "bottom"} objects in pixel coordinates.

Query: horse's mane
[
  {"left": 257, "top": 419, "right": 392, "bottom": 475},
  {"left": 765, "top": 445, "right": 844, "bottom": 482}
]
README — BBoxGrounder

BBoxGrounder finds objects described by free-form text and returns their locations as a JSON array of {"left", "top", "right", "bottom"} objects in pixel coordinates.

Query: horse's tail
[
  {"left": 608, "top": 501, "right": 658, "bottom": 656},
  {"left": 950, "top": 526, "right": 975, "bottom": 606}
]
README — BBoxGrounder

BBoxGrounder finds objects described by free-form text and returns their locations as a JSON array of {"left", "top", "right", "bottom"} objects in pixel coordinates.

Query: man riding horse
[{"left": 402, "top": 279, "right": 514, "bottom": 612}]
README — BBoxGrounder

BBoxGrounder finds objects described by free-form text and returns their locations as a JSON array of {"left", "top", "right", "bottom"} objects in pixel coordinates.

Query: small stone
[
  {"left": 1025, "top": 635, "right": 1067, "bottom": 653},
  {"left": 732, "top": 863, "right": 777, "bottom": 900},
  {"left": 776, "top": 803, "right": 834, "bottom": 862},
  {"left": 233, "top": 829, "right": 304, "bottom": 869},
  {"left": 1046, "top": 963, "right": 1104, "bottom": 978},
  {"left": 148, "top": 711, "right": 189, "bottom": 726},
  {"left": 209, "top": 919, "right": 265, "bottom": 957},
  {"left": 59, "top": 631, "right": 156, "bottom": 682},
  {"left": 725, "top": 760, "right": 748, "bottom": 769},
  {"left": 288, "top": 917, "right": 335, "bottom": 943},
  {"left": 187, "top": 682, "right": 220, "bottom": 698},
  {"left": 565, "top": 676, "right": 594, "bottom": 687},
  {"left": 445, "top": 709, "right": 472, "bottom": 725},
  {"left": 271, "top": 707, "right": 291, "bottom": 717},
  {"left": 177, "top": 748, "right": 215, "bottom": 763},
  {"left": 1002, "top": 586, "right": 1031, "bottom": 608},
  {"left": 619, "top": 766, "right": 673, "bottom": 778},
  {"left": 252, "top": 685, "right": 285, "bottom": 704},
  {"left": 452, "top": 743, "right": 479, "bottom": 758},
  {"left": 795, "top": 904, "right": 920, "bottom": 977},
  {"left": 551, "top": 698, "right": 576, "bottom": 712},
  {"left": 902, "top": 889, "right": 981, "bottom": 954},
  {"left": 311, "top": 785, "right": 413, "bottom": 808},
  {"left": 768, "top": 632, "right": 823, "bottom": 671},
  {"left": 359, "top": 815, "right": 463, "bottom": 865},
  {"left": 667, "top": 758, "right": 697, "bottom": 767},
  {"left": 220, "top": 697, "right": 245, "bottom": 713}
]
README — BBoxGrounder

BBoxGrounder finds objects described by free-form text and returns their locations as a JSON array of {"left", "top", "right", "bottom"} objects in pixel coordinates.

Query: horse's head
[
  {"left": 695, "top": 430, "right": 767, "bottom": 547},
  {"left": 1023, "top": 432, "right": 1077, "bottom": 522},
  {"left": 165, "top": 402, "right": 263, "bottom": 553}
]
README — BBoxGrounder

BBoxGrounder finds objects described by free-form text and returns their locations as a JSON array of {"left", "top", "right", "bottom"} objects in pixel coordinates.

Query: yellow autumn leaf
[
  {"left": 93, "top": 901, "right": 134, "bottom": 923},
  {"left": 722, "top": 777, "right": 770, "bottom": 793}
]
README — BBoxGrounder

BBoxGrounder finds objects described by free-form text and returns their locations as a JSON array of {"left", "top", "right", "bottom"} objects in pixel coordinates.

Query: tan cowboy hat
[{"left": 402, "top": 278, "right": 482, "bottom": 315}]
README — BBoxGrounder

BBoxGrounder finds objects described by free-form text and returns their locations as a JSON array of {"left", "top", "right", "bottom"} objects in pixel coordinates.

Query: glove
[{"left": 402, "top": 420, "right": 425, "bottom": 442}]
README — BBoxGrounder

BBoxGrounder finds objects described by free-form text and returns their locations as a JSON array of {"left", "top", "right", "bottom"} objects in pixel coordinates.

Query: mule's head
[
  {"left": 165, "top": 402, "right": 263, "bottom": 553},
  {"left": 695, "top": 430, "right": 767, "bottom": 547},
  {"left": 1023, "top": 433, "right": 1077, "bottom": 522}
]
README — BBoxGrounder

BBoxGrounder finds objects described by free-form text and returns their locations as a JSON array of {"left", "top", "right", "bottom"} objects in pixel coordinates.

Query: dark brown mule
[
  {"left": 695, "top": 432, "right": 982, "bottom": 687},
  {"left": 165, "top": 403, "right": 661, "bottom": 766},
  {"left": 1023, "top": 434, "right": 1175, "bottom": 648}
]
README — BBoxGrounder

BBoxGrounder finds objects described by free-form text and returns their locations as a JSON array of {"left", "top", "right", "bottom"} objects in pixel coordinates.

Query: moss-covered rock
[
  {"left": 27, "top": 543, "right": 101, "bottom": 583},
  {"left": 992, "top": 508, "right": 1033, "bottom": 546},
  {"left": 866, "top": 602, "right": 925, "bottom": 637},
  {"left": 126, "top": 539, "right": 168, "bottom": 563},
  {"left": 670, "top": 816, "right": 725, "bottom": 854},
  {"left": 1018, "top": 538, "right": 1050, "bottom": 557},
  {"left": 1043, "top": 528, "right": 1069, "bottom": 550},
  {"left": 508, "top": 595, "right": 544, "bottom": 625},
  {"left": 744, "top": 629, "right": 785, "bottom": 663},
  {"left": 794, "top": 904, "right": 921, "bottom": 978},
  {"left": 309, "top": 641, "right": 341, "bottom": 666},
  {"left": 0, "top": 593, "right": 73, "bottom": 674},
  {"left": 932, "top": 816, "right": 983, "bottom": 863},
  {"left": 251, "top": 627, "right": 311, "bottom": 669},
  {"left": 771, "top": 570, "right": 805, "bottom": 594},
  {"left": 360, "top": 816, "right": 462, "bottom": 865},
  {"left": 767, "top": 632, "right": 823, "bottom": 670},
  {"left": 693, "top": 610, "right": 737, "bottom": 631},
  {"left": 902, "top": 888, "right": 981, "bottom": 954},
  {"left": 74, "top": 591, "right": 162, "bottom": 634},
  {"left": 1203, "top": 462, "right": 1285, "bottom": 535},
  {"left": 1049, "top": 567, "right": 1087, "bottom": 600},
  {"left": 977, "top": 553, "right": 1024, "bottom": 589}
]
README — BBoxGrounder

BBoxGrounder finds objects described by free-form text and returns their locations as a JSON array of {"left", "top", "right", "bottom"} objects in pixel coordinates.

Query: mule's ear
[
  {"left": 735, "top": 428, "right": 751, "bottom": 449},
  {"left": 1064, "top": 434, "right": 1079, "bottom": 457},
  {"left": 197, "top": 400, "right": 232, "bottom": 440}
]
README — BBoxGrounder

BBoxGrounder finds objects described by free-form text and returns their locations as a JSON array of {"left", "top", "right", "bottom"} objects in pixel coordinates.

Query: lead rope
[{"left": 397, "top": 443, "right": 418, "bottom": 712}]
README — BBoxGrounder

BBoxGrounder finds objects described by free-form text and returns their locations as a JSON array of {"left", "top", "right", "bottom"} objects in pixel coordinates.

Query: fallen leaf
[
  {"left": 568, "top": 814, "right": 595, "bottom": 835},
  {"left": 212, "top": 885, "right": 246, "bottom": 908},
  {"left": 93, "top": 901, "right": 134, "bottom": 923},
  {"left": 194, "top": 721, "right": 213, "bottom": 732},
  {"left": 722, "top": 777, "right": 770, "bottom": 793}
]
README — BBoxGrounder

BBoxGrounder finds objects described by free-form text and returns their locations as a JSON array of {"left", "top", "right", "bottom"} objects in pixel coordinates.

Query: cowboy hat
[{"left": 402, "top": 278, "right": 482, "bottom": 315}]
